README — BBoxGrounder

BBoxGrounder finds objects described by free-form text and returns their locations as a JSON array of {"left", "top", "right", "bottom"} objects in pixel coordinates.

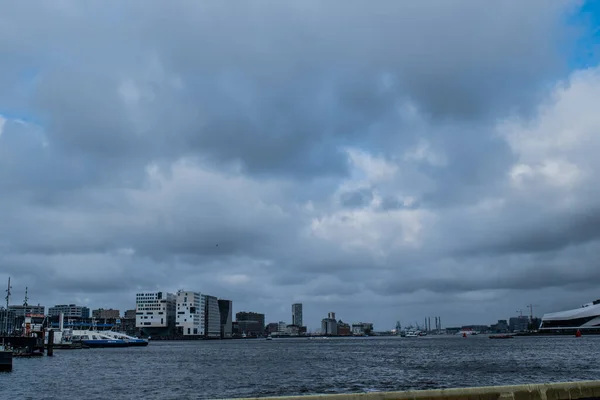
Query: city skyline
[
  {"left": 1, "top": 2, "right": 600, "bottom": 332},
  {"left": 2, "top": 278, "right": 554, "bottom": 331}
]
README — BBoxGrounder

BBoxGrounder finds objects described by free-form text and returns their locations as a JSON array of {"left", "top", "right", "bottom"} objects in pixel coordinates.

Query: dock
[{"left": 236, "top": 380, "right": 600, "bottom": 400}]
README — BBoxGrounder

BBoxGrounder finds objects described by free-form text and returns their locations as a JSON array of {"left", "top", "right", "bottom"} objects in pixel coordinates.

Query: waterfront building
[
  {"left": 292, "top": 303, "right": 303, "bottom": 327},
  {"left": 461, "top": 324, "right": 490, "bottom": 333},
  {"left": 337, "top": 320, "right": 351, "bottom": 336},
  {"left": 508, "top": 317, "right": 529, "bottom": 333},
  {"left": 176, "top": 291, "right": 204, "bottom": 336},
  {"left": 490, "top": 320, "right": 509, "bottom": 333},
  {"left": 277, "top": 321, "right": 287, "bottom": 333},
  {"left": 8, "top": 304, "right": 45, "bottom": 318},
  {"left": 218, "top": 299, "right": 233, "bottom": 338},
  {"left": 266, "top": 322, "right": 279, "bottom": 334},
  {"left": 285, "top": 325, "right": 300, "bottom": 336},
  {"left": 124, "top": 309, "right": 137, "bottom": 319},
  {"left": 236, "top": 311, "right": 265, "bottom": 336},
  {"left": 135, "top": 291, "right": 176, "bottom": 335},
  {"left": 48, "top": 304, "right": 90, "bottom": 318},
  {"left": 120, "top": 317, "right": 137, "bottom": 335},
  {"left": 540, "top": 299, "right": 600, "bottom": 331},
  {"left": 351, "top": 322, "right": 374, "bottom": 336},
  {"left": 204, "top": 295, "right": 221, "bottom": 338},
  {"left": 92, "top": 308, "right": 120, "bottom": 319},
  {"left": 321, "top": 312, "right": 337, "bottom": 335}
]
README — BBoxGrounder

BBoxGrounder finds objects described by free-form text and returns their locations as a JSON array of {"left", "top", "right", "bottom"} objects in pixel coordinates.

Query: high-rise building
[
  {"left": 48, "top": 304, "right": 90, "bottom": 318},
  {"left": 236, "top": 312, "right": 265, "bottom": 336},
  {"left": 204, "top": 295, "right": 221, "bottom": 338},
  {"left": 135, "top": 291, "right": 176, "bottom": 331},
  {"left": 218, "top": 299, "right": 233, "bottom": 338},
  {"left": 292, "top": 303, "right": 303, "bottom": 327},
  {"left": 176, "top": 291, "right": 204, "bottom": 336},
  {"left": 92, "top": 308, "right": 120, "bottom": 319},
  {"left": 8, "top": 304, "right": 45, "bottom": 317}
]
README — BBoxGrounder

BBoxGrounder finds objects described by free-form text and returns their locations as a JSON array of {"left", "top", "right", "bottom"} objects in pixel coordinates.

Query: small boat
[
  {"left": 266, "top": 335, "right": 273, "bottom": 340},
  {"left": 405, "top": 331, "right": 419, "bottom": 338},
  {"left": 489, "top": 334, "right": 514, "bottom": 339}
]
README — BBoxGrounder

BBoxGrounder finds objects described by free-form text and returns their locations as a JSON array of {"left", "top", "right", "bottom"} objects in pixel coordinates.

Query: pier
[{"left": 237, "top": 380, "right": 600, "bottom": 400}]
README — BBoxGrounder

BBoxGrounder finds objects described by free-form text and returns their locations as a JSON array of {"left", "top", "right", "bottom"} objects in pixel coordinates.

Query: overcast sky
[{"left": 1, "top": 1, "right": 600, "bottom": 331}]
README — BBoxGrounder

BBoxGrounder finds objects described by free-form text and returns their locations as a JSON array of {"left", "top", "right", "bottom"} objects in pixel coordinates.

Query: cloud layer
[{"left": 1, "top": 0, "right": 599, "bottom": 329}]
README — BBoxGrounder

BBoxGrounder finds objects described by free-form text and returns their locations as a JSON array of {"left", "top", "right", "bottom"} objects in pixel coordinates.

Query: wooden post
[{"left": 47, "top": 330, "right": 54, "bottom": 356}]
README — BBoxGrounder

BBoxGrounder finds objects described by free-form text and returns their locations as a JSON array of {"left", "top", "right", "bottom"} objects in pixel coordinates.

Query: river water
[{"left": 1, "top": 336, "right": 598, "bottom": 399}]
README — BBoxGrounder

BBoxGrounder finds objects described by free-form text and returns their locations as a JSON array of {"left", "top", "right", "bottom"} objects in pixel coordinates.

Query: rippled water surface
[{"left": 2, "top": 336, "right": 599, "bottom": 399}]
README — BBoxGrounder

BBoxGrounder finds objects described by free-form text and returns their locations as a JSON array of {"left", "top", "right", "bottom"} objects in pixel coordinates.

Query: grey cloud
[
  {"left": 340, "top": 188, "right": 373, "bottom": 208},
  {"left": 2, "top": 0, "right": 579, "bottom": 180}
]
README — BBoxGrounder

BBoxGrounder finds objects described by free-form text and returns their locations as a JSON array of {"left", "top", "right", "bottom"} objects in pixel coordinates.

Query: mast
[{"left": 4, "top": 277, "right": 11, "bottom": 335}]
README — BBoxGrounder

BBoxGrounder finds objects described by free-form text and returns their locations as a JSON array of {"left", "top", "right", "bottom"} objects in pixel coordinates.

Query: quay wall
[{"left": 235, "top": 380, "right": 600, "bottom": 400}]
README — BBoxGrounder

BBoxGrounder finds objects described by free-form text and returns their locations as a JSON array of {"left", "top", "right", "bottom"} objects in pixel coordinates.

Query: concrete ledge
[{"left": 233, "top": 380, "right": 600, "bottom": 400}]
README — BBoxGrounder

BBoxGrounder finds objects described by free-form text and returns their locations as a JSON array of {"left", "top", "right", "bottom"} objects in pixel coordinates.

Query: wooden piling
[{"left": 47, "top": 330, "right": 54, "bottom": 357}]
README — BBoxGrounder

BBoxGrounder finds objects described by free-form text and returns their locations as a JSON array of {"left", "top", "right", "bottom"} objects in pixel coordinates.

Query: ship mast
[{"left": 4, "top": 277, "right": 11, "bottom": 335}]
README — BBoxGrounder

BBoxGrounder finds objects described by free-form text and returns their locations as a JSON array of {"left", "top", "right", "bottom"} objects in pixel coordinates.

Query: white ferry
[
  {"left": 70, "top": 330, "right": 128, "bottom": 348},
  {"left": 103, "top": 331, "right": 149, "bottom": 346}
]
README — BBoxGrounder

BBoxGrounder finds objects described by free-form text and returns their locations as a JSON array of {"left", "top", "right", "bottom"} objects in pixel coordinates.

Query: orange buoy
[
  {"left": 575, "top": 329, "right": 582, "bottom": 338},
  {"left": 462, "top": 332, "right": 467, "bottom": 338}
]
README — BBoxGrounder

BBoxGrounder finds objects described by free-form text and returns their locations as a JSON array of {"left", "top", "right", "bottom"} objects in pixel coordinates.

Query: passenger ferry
[
  {"left": 103, "top": 331, "right": 149, "bottom": 346},
  {"left": 71, "top": 330, "right": 128, "bottom": 348}
]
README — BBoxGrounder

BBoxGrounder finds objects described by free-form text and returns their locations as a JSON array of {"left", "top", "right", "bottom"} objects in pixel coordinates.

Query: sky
[{"left": 1, "top": 1, "right": 600, "bottom": 331}]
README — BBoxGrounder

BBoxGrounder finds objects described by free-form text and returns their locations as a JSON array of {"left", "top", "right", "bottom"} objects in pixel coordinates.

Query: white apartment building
[
  {"left": 135, "top": 291, "right": 176, "bottom": 329},
  {"left": 176, "top": 291, "right": 204, "bottom": 336}
]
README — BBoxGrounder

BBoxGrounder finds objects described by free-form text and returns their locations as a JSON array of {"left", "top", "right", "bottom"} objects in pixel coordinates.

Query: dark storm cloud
[
  {"left": 1, "top": 0, "right": 598, "bottom": 329},
  {"left": 2, "top": 1, "right": 578, "bottom": 179}
]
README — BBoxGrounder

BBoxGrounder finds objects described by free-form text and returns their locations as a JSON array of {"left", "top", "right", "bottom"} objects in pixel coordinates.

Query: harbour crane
[
  {"left": 516, "top": 309, "right": 523, "bottom": 317},
  {"left": 526, "top": 304, "right": 540, "bottom": 322}
]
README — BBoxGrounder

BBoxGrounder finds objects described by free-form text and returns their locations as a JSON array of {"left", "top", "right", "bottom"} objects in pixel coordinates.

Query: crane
[
  {"left": 516, "top": 309, "right": 523, "bottom": 317},
  {"left": 526, "top": 304, "right": 540, "bottom": 322}
]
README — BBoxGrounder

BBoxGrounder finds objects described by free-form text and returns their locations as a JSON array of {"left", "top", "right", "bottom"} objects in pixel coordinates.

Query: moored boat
[
  {"left": 71, "top": 331, "right": 128, "bottom": 348},
  {"left": 103, "top": 331, "right": 149, "bottom": 347}
]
